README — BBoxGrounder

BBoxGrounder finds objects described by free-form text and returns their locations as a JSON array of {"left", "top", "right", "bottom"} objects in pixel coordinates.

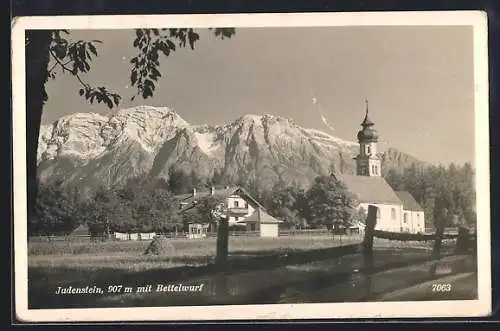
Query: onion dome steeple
[{"left": 357, "top": 99, "right": 379, "bottom": 142}]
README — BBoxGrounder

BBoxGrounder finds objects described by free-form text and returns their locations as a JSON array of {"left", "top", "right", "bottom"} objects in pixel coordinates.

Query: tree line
[
  {"left": 29, "top": 174, "right": 360, "bottom": 237},
  {"left": 384, "top": 162, "right": 476, "bottom": 231},
  {"left": 29, "top": 162, "right": 476, "bottom": 237},
  {"left": 30, "top": 177, "right": 181, "bottom": 236}
]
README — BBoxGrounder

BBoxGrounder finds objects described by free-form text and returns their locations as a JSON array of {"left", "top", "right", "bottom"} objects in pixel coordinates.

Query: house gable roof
[
  {"left": 176, "top": 186, "right": 265, "bottom": 213},
  {"left": 395, "top": 190, "right": 424, "bottom": 211},
  {"left": 238, "top": 208, "right": 284, "bottom": 224},
  {"left": 71, "top": 224, "right": 89, "bottom": 235},
  {"left": 337, "top": 174, "right": 403, "bottom": 205}
]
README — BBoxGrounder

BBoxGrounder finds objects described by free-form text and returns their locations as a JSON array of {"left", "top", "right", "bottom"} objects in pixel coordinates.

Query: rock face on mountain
[
  {"left": 37, "top": 106, "right": 424, "bottom": 193},
  {"left": 380, "top": 148, "right": 424, "bottom": 174}
]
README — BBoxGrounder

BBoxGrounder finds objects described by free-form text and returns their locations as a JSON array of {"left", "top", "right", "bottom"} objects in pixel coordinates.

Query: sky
[{"left": 41, "top": 26, "right": 475, "bottom": 166}]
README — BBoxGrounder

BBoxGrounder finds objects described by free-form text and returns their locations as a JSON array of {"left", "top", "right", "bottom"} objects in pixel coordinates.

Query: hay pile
[{"left": 144, "top": 235, "right": 176, "bottom": 255}]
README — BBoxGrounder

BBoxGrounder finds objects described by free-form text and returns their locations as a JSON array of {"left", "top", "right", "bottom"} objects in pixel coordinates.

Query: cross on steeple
[{"left": 361, "top": 98, "right": 374, "bottom": 127}]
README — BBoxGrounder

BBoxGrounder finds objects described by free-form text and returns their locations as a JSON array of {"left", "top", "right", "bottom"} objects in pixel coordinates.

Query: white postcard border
[{"left": 12, "top": 11, "right": 491, "bottom": 322}]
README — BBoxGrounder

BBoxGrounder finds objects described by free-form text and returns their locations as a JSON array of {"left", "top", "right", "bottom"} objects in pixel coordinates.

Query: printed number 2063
[{"left": 432, "top": 283, "right": 452, "bottom": 292}]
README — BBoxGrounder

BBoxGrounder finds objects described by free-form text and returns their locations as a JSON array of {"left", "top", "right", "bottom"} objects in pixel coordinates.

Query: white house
[
  {"left": 237, "top": 207, "right": 283, "bottom": 237},
  {"left": 333, "top": 100, "right": 425, "bottom": 233},
  {"left": 176, "top": 185, "right": 266, "bottom": 232}
]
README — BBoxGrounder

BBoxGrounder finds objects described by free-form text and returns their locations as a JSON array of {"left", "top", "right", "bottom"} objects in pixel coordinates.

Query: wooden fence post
[
  {"left": 361, "top": 205, "right": 377, "bottom": 301},
  {"left": 455, "top": 226, "right": 471, "bottom": 254},
  {"left": 216, "top": 217, "right": 229, "bottom": 265},
  {"left": 428, "top": 219, "right": 446, "bottom": 277},
  {"left": 363, "top": 205, "right": 378, "bottom": 272},
  {"left": 431, "top": 219, "right": 445, "bottom": 260},
  {"left": 215, "top": 217, "right": 230, "bottom": 299}
]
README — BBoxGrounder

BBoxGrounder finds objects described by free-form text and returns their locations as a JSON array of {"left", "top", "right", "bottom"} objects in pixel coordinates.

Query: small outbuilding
[
  {"left": 238, "top": 208, "right": 283, "bottom": 238},
  {"left": 187, "top": 223, "right": 210, "bottom": 239}
]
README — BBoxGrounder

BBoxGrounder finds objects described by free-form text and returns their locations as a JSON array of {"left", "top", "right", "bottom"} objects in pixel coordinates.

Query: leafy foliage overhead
[
  {"left": 39, "top": 27, "right": 236, "bottom": 108},
  {"left": 129, "top": 28, "right": 235, "bottom": 100},
  {"left": 48, "top": 30, "right": 121, "bottom": 109}
]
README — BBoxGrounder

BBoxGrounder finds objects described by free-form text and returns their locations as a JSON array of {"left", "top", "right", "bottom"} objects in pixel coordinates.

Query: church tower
[{"left": 355, "top": 99, "right": 381, "bottom": 176}]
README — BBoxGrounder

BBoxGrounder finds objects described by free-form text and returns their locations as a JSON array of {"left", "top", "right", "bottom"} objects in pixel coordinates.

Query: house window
[
  {"left": 367, "top": 146, "right": 371, "bottom": 155},
  {"left": 391, "top": 208, "right": 397, "bottom": 220},
  {"left": 234, "top": 201, "right": 239, "bottom": 208},
  {"left": 245, "top": 202, "right": 248, "bottom": 208},
  {"left": 403, "top": 213, "right": 408, "bottom": 223},
  {"left": 235, "top": 216, "right": 239, "bottom": 221}
]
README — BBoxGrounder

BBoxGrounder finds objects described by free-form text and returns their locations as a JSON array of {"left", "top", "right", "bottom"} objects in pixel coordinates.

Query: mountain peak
[
  {"left": 112, "top": 105, "right": 190, "bottom": 127},
  {"left": 234, "top": 113, "right": 296, "bottom": 126},
  {"left": 38, "top": 105, "right": 424, "bottom": 192}
]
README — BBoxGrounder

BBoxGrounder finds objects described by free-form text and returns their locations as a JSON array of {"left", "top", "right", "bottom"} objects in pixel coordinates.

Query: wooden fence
[
  {"left": 28, "top": 228, "right": 347, "bottom": 242},
  {"left": 209, "top": 205, "right": 476, "bottom": 299},
  {"left": 213, "top": 205, "right": 475, "bottom": 266}
]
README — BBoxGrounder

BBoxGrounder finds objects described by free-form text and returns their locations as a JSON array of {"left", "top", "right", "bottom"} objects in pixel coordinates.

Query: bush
[{"left": 144, "top": 235, "right": 177, "bottom": 255}]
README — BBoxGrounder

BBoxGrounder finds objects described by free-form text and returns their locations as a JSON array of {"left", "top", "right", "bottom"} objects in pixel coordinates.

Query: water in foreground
[{"left": 28, "top": 249, "right": 476, "bottom": 309}]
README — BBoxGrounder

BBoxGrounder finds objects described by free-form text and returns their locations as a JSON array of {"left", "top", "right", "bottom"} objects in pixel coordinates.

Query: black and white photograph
[{"left": 12, "top": 12, "right": 491, "bottom": 321}]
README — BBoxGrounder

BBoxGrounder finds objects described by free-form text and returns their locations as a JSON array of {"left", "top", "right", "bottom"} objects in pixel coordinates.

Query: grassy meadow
[{"left": 28, "top": 235, "right": 364, "bottom": 269}]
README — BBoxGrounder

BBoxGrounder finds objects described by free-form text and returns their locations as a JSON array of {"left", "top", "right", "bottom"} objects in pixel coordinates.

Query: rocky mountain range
[{"left": 37, "top": 105, "right": 423, "bottom": 194}]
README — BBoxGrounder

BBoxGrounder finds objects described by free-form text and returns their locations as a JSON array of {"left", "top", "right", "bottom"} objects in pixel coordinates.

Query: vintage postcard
[{"left": 12, "top": 11, "right": 491, "bottom": 322}]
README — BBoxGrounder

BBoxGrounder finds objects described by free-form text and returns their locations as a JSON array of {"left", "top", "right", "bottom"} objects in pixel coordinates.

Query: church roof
[
  {"left": 395, "top": 191, "right": 424, "bottom": 211},
  {"left": 361, "top": 99, "right": 375, "bottom": 127},
  {"left": 361, "top": 111, "right": 374, "bottom": 127},
  {"left": 338, "top": 174, "right": 403, "bottom": 205},
  {"left": 357, "top": 99, "right": 379, "bottom": 142}
]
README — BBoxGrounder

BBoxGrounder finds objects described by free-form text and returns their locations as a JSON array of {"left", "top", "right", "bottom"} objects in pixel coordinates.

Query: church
[{"left": 333, "top": 101, "right": 425, "bottom": 234}]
